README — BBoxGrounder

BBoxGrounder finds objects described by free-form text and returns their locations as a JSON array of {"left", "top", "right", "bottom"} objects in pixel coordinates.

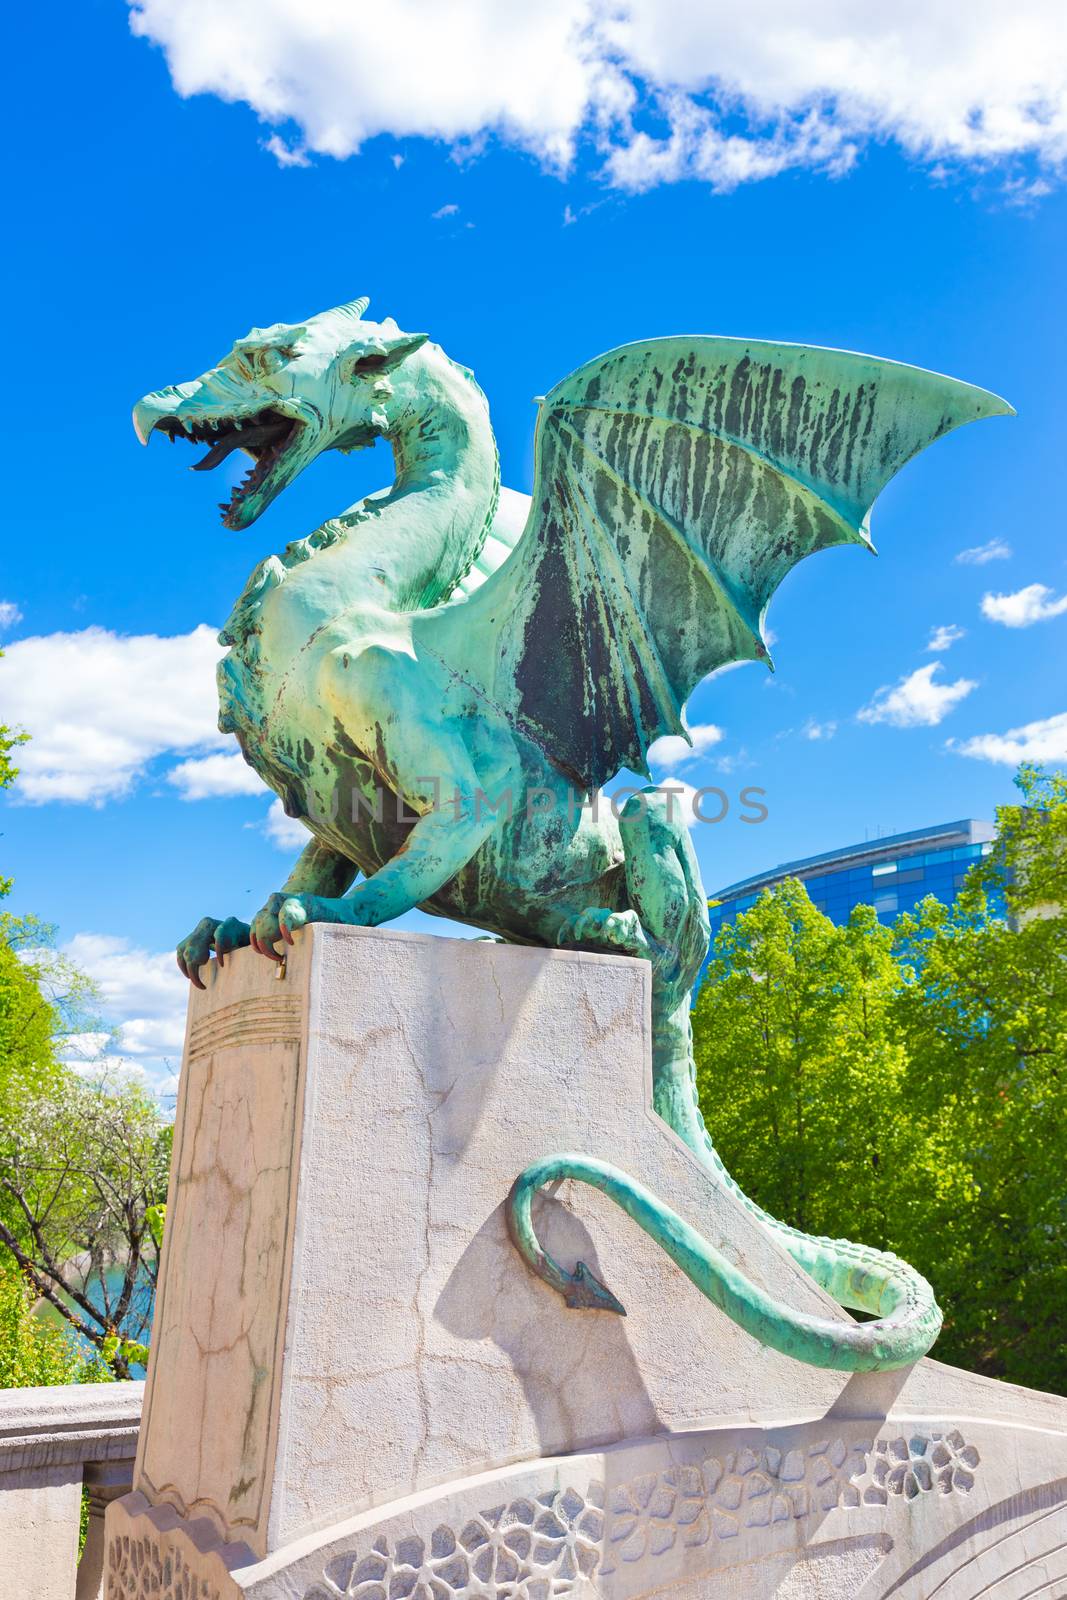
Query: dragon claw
[
  {"left": 278, "top": 895, "right": 310, "bottom": 942},
  {"left": 176, "top": 915, "right": 225, "bottom": 988},
  {"left": 213, "top": 916, "right": 251, "bottom": 968},
  {"left": 558, "top": 908, "right": 649, "bottom": 960}
]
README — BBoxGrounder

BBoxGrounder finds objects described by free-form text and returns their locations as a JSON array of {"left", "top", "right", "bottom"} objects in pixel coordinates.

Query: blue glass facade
[{"left": 705, "top": 819, "right": 997, "bottom": 946}]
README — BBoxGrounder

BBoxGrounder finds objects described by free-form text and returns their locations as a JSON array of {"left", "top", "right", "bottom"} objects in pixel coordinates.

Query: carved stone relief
[{"left": 300, "top": 1432, "right": 982, "bottom": 1600}]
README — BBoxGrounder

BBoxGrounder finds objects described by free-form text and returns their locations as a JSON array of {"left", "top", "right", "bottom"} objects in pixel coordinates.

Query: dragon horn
[{"left": 336, "top": 296, "right": 370, "bottom": 321}]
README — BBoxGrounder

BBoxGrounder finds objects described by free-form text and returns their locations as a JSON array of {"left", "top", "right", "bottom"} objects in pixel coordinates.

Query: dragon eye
[{"left": 257, "top": 345, "right": 294, "bottom": 375}]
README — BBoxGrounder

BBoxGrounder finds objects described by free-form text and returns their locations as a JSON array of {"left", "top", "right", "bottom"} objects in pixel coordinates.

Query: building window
[
  {"left": 872, "top": 861, "right": 898, "bottom": 877},
  {"left": 873, "top": 891, "right": 899, "bottom": 913}
]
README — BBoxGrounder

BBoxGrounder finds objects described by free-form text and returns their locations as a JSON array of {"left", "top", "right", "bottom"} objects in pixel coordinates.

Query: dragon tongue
[
  {"left": 191, "top": 428, "right": 245, "bottom": 473},
  {"left": 190, "top": 417, "right": 291, "bottom": 473}
]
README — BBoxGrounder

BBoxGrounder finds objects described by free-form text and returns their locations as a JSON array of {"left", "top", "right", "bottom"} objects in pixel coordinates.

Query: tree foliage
[
  {"left": 693, "top": 766, "right": 1067, "bottom": 1394},
  {"left": 0, "top": 924, "right": 62, "bottom": 1135},
  {"left": 0, "top": 647, "right": 27, "bottom": 899},
  {"left": 0, "top": 915, "right": 114, "bottom": 1252},
  {"left": 1, "top": 697, "right": 170, "bottom": 1383},
  {"left": 0, "top": 1072, "right": 171, "bottom": 1378},
  {"left": 0, "top": 1263, "right": 109, "bottom": 1388}
]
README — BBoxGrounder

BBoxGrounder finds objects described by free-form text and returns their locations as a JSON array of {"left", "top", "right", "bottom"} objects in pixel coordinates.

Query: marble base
[{"left": 105, "top": 927, "right": 1067, "bottom": 1599}]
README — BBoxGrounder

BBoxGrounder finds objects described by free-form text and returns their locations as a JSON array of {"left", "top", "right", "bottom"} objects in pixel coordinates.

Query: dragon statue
[{"left": 135, "top": 297, "right": 1010, "bottom": 1372}]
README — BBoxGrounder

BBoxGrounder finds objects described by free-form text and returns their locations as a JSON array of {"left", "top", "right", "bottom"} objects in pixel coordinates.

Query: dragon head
[{"left": 133, "top": 297, "right": 427, "bottom": 531}]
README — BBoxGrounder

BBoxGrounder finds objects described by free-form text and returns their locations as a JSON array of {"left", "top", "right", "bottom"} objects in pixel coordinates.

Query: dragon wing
[{"left": 443, "top": 337, "right": 1011, "bottom": 792}]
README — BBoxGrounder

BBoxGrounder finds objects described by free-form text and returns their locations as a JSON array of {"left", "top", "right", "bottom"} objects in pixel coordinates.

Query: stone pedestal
[{"left": 106, "top": 927, "right": 1067, "bottom": 1600}]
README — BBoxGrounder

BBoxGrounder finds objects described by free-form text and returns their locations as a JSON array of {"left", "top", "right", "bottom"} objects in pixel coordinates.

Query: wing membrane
[{"left": 446, "top": 337, "right": 1011, "bottom": 790}]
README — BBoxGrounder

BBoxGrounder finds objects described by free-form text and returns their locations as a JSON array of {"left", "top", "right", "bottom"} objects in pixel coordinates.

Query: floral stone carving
[
  {"left": 312, "top": 1486, "right": 605, "bottom": 1600},
  {"left": 305, "top": 1432, "right": 981, "bottom": 1600},
  {"left": 868, "top": 1430, "right": 980, "bottom": 1500},
  {"left": 106, "top": 1529, "right": 225, "bottom": 1600},
  {"left": 600, "top": 1431, "right": 982, "bottom": 1570}
]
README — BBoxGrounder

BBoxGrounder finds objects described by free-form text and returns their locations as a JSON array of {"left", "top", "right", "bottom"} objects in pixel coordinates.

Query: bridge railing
[{"left": 0, "top": 1381, "right": 142, "bottom": 1600}]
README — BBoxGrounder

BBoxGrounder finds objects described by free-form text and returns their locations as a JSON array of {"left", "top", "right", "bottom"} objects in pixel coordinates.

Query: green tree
[
  {"left": 0, "top": 697, "right": 78, "bottom": 1258},
  {"left": 1, "top": 693, "right": 168, "bottom": 1380},
  {"left": 890, "top": 766, "right": 1067, "bottom": 1387},
  {"left": 0, "top": 928, "right": 61, "bottom": 1127},
  {"left": 693, "top": 767, "right": 1067, "bottom": 1393},
  {"left": 0, "top": 645, "right": 28, "bottom": 899},
  {"left": 0, "top": 916, "right": 110, "bottom": 1255},
  {"left": 0, "top": 1264, "right": 109, "bottom": 1388},
  {"left": 0, "top": 1074, "right": 171, "bottom": 1379},
  {"left": 693, "top": 883, "right": 947, "bottom": 1251}
]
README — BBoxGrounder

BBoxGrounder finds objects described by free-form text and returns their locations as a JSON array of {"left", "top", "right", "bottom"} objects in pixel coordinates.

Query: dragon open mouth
[{"left": 157, "top": 408, "right": 305, "bottom": 527}]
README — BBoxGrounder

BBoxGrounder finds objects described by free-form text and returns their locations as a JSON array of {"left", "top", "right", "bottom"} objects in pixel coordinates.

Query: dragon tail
[{"left": 507, "top": 1082, "right": 941, "bottom": 1372}]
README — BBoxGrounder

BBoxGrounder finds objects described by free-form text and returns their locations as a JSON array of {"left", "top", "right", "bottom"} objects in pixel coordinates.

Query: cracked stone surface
[
  {"left": 137, "top": 963, "right": 309, "bottom": 1550},
  {"left": 132, "top": 927, "right": 1067, "bottom": 1566}
]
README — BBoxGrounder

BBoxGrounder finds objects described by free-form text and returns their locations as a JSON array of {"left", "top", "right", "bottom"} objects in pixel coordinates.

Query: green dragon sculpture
[{"left": 135, "top": 297, "right": 1011, "bottom": 1371}]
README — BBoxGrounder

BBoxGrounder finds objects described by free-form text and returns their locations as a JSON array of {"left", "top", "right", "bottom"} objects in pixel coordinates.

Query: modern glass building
[{"left": 706, "top": 818, "right": 996, "bottom": 941}]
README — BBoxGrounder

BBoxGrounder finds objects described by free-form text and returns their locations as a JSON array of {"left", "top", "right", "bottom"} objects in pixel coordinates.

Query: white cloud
[
  {"left": 654, "top": 780, "right": 701, "bottom": 831},
  {"left": 129, "top": 0, "right": 602, "bottom": 169},
  {"left": 950, "top": 710, "right": 1067, "bottom": 765},
  {"left": 648, "top": 719, "right": 725, "bottom": 773},
  {"left": 956, "top": 537, "right": 1012, "bottom": 565},
  {"left": 926, "top": 623, "right": 966, "bottom": 652},
  {"left": 262, "top": 132, "right": 310, "bottom": 167},
  {"left": 168, "top": 751, "right": 266, "bottom": 801},
  {"left": 0, "top": 599, "right": 22, "bottom": 632},
  {"left": 1003, "top": 174, "right": 1053, "bottom": 206},
  {"left": 432, "top": 202, "right": 460, "bottom": 218},
  {"left": 858, "top": 662, "right": 977, "bottom": 729},
  {"left": 128, "top": 1, "right": 1067, "bottom": 194},
  {"left": 603, "top": 98, "right": 858, "bottom": 193},
  {"left": 0, "top": 624, "right": 229, "bottom": 803},
  {"left": 264, "top": 798, "right": 313, "bottom": 851},
  {"left": 981, "top": 583, "right": 1067, "bottom": 627},
  {"left": 60, "top": 1031, "right": 116, "bottom": 1070},
  {"left": 62, "top": 933, "right": 190, "bottom": 1096},
  {"left": 67, "top": 1052, "right": 150, "bottom": 1087},
  {"left": 802, "top": 718, "right": 837, "bottom": 740}
]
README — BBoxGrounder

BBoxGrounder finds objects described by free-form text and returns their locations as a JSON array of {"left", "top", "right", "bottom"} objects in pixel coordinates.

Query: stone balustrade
[{"left": 0, "top": 1381, "right": 142, "bottom": 1600}]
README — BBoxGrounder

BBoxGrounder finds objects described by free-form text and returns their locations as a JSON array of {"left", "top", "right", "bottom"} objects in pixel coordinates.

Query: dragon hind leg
[
  {"left": 617, "top": 787, "right": 711, "bottom": 1145},
  {"left": 555, "top": 786, "right": 710, "bottom": 1143},
  {"left": 556, "top": 788, "right": 709, "bottom": 989},
  {"left": 616, "top": 787, "right": 711, "bottom": 993}
]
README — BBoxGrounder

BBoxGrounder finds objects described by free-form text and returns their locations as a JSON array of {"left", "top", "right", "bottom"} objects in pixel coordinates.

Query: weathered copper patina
[{"left": 135, "top": 300, "right": 1010, "bottom": 1368}]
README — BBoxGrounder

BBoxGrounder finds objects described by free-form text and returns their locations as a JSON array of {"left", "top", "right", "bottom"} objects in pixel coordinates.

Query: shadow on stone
[{"left": 434, "top": 1193, "right": 665, "bottom": 1455}]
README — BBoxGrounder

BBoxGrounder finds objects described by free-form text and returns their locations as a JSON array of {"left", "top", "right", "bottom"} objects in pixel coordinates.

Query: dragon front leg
[
  {"left": 274, "top": 781, "right": 501, "bottom": 941},
  {"left": 272, "top": 695, "right": 520, "bottom": 945}
]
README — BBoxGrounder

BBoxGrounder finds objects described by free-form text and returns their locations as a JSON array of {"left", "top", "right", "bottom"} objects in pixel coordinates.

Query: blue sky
[{"left": 2, "top": 1, "right": 1065, "bottom": 1093}]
